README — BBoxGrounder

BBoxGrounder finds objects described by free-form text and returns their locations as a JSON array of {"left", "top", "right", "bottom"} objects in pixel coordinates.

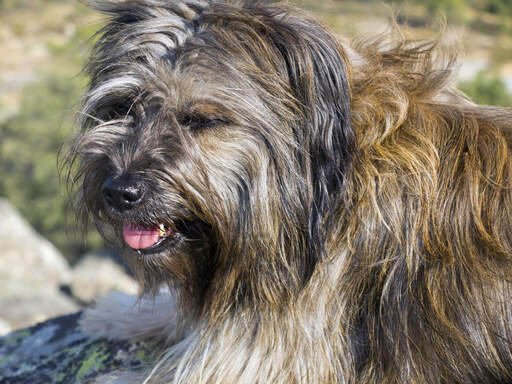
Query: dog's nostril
[
  {"left": 102, "top": 174, "right": 145, "bottom": 211},
  {"left": 121, "top": 187, "right": 143, "bottom": 203}
]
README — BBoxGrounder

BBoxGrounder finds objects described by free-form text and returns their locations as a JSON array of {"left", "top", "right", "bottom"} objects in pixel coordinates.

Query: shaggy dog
[{"left": 68, "top": 0, "right": 512, "bottom": 382}]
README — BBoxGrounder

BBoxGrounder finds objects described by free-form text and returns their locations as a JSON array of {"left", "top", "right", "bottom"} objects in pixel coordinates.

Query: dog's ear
[{"left": 272, "top": 15, "right": 355, "bottom": 263}]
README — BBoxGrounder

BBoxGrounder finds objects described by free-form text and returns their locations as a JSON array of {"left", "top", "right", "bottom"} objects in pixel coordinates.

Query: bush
[
  {"left": 484, "top": 0, "right": 512, "bottom": 14},
  {"left": 390, "top": 0, "right": 470, "bottom": 23},
  {"left": 459, "top": 70, "right": 512, "bottom": 107},
  {"left": 0, "top": 75, "right": 104, "bottom": 262},
  {"left": 0, "top": 16, "right": 103, "bottom": 263},
  {"left": 425, "top": 0, "right": 469, "bottom": 23}
]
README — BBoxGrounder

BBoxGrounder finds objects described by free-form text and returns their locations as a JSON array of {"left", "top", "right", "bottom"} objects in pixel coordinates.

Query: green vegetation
[
  {"left": 485, "top": 0, "right": 512, "bottom": 14},
  {"left": 0, "top": 6, "right": 103, "bottom": 262},
  {"left": 0, "top": 75, "right": 103, "bottom": 262},
  {"left": 425, "top": 0, "right": 468, "bottom": 23},
  {"left": 459, "top": 71, "right": 512, "bottom": 106},
  {"left": 387, "top": 0, "right": 512, "bottom": 30}
]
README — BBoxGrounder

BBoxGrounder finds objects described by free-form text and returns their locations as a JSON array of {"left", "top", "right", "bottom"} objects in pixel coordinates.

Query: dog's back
[{"left": 344, "top": 36, "right": 512, "bottom": 383}]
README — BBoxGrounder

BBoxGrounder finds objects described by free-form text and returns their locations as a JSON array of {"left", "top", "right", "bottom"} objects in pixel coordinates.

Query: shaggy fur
[{"left": 67, "top": 0, "right": 512, "bottom": 382}]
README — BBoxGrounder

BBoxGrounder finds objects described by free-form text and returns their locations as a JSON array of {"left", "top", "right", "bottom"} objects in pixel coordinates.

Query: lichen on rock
[{"left": 0, "top": 312, "right": 157, "bottom": 384}]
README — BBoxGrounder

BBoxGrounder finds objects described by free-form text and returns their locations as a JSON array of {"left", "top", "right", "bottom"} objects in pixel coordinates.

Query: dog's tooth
[{"left": 159, "top": 224, "right": 166, "bottom": 237}]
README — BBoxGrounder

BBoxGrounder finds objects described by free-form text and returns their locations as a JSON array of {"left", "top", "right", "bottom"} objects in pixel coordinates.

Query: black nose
[{"left": 102, "top": 174, "right": 145, "bottom": 212}]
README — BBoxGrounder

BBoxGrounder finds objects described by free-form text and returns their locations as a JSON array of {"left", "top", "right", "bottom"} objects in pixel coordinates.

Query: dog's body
[{"left": 69, "top": 0, "right": 512, "bottom": 382}]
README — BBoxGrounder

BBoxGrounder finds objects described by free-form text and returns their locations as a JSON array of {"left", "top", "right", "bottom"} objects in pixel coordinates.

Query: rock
[
  {"left": 0, "top": 312, "right": 157, "bottom": 384},
  {"left": 0, "top": 199, "right": 71, "bottom": 289},
  {"left": 70, "top": 253, "right": 137, "bottom": 304},
  {"left": 0, "top": 318, "right": 11, "bottom": 335},
  {"left": 0, "top": 199, "right": 79, "bottom": 334},
  {"left": 0, "top": 294, "right": 80, "bottom": 336},
  {"left": 0, "top": 199, "right": 138, "bottom": 336}
]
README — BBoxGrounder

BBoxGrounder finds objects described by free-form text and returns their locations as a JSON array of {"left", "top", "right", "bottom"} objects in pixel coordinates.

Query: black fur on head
[{"left": 66, "top": 0, "right": 354, "bottom": 314}]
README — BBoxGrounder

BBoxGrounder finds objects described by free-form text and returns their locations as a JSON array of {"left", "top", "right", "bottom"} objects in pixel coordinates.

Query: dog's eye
[
  {"left": 179, "top": 114, "right": 226, "bottom": 131},
  {"left": 99, "top": 103, "right": 137, "bottom": 123}
]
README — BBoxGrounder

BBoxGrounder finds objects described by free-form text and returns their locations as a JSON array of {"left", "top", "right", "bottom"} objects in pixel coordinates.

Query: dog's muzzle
[{"left": 101, "top": 173, "right": 174, "bottom": 252}]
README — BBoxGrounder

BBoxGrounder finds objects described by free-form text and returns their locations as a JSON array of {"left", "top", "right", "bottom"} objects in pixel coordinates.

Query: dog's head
[{"left": 67, "top": 0, "right": 354, "bottom": 311}]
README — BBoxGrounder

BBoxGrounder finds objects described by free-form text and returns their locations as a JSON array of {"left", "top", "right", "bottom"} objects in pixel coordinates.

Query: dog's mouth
[{"left": 122, "top": 222, "right": 174, "bottom": 253}]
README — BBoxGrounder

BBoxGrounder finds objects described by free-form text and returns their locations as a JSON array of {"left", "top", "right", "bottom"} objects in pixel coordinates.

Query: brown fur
[
  {"left": 71, "top": 1, "right": 512, "bottom": 383},
  {"left": 341, "top": 36, "right": 512, "bottom": 383}
]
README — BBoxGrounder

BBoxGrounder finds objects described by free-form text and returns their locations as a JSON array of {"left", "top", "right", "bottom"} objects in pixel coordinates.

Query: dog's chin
[{"left": 118, "top": 218, "right": 215, "bottom": 298}]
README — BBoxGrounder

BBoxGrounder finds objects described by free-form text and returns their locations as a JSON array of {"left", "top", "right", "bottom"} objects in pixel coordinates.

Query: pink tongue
[{"left": 123, "top": 223, "right": 160, "bottom": 250}]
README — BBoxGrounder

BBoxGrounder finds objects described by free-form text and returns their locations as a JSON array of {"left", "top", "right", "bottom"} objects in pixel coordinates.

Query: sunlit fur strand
[
  {"left": 69, "top": 1, "right": 512, "bottom": 383},
  {"left": 342, "top": 34, "right": 512, "bottom": 383}
]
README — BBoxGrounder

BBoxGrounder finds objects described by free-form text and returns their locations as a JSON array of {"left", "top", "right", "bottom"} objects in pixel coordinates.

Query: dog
[{"left": 67, "top": 0, "right": 512, "bottom": 382}]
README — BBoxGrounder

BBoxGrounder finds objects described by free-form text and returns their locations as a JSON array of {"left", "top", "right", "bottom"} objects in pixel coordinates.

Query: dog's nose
[{"left": 102, "top": 174, "right": 145, "bottom": 212}]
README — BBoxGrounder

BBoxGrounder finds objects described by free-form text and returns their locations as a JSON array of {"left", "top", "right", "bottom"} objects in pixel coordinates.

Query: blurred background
[{"left": 0, "top": 0, "right": 511, "bottom": 335}]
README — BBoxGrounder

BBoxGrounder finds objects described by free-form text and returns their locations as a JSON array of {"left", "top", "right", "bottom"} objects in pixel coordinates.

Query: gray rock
[
  {"left": 70, "top": 253, "right": 137, "bottom": 304},
  {"left": 0, "top": 199, "right": 79, "bottom": 334},
  {"left": 0, "top": 312, "right": 157, "bottom": 384}
]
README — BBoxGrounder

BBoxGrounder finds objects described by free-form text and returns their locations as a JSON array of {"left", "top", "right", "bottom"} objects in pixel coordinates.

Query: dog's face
[{"left": 68, "top": 0, "right": 354, "bottom": 310}]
